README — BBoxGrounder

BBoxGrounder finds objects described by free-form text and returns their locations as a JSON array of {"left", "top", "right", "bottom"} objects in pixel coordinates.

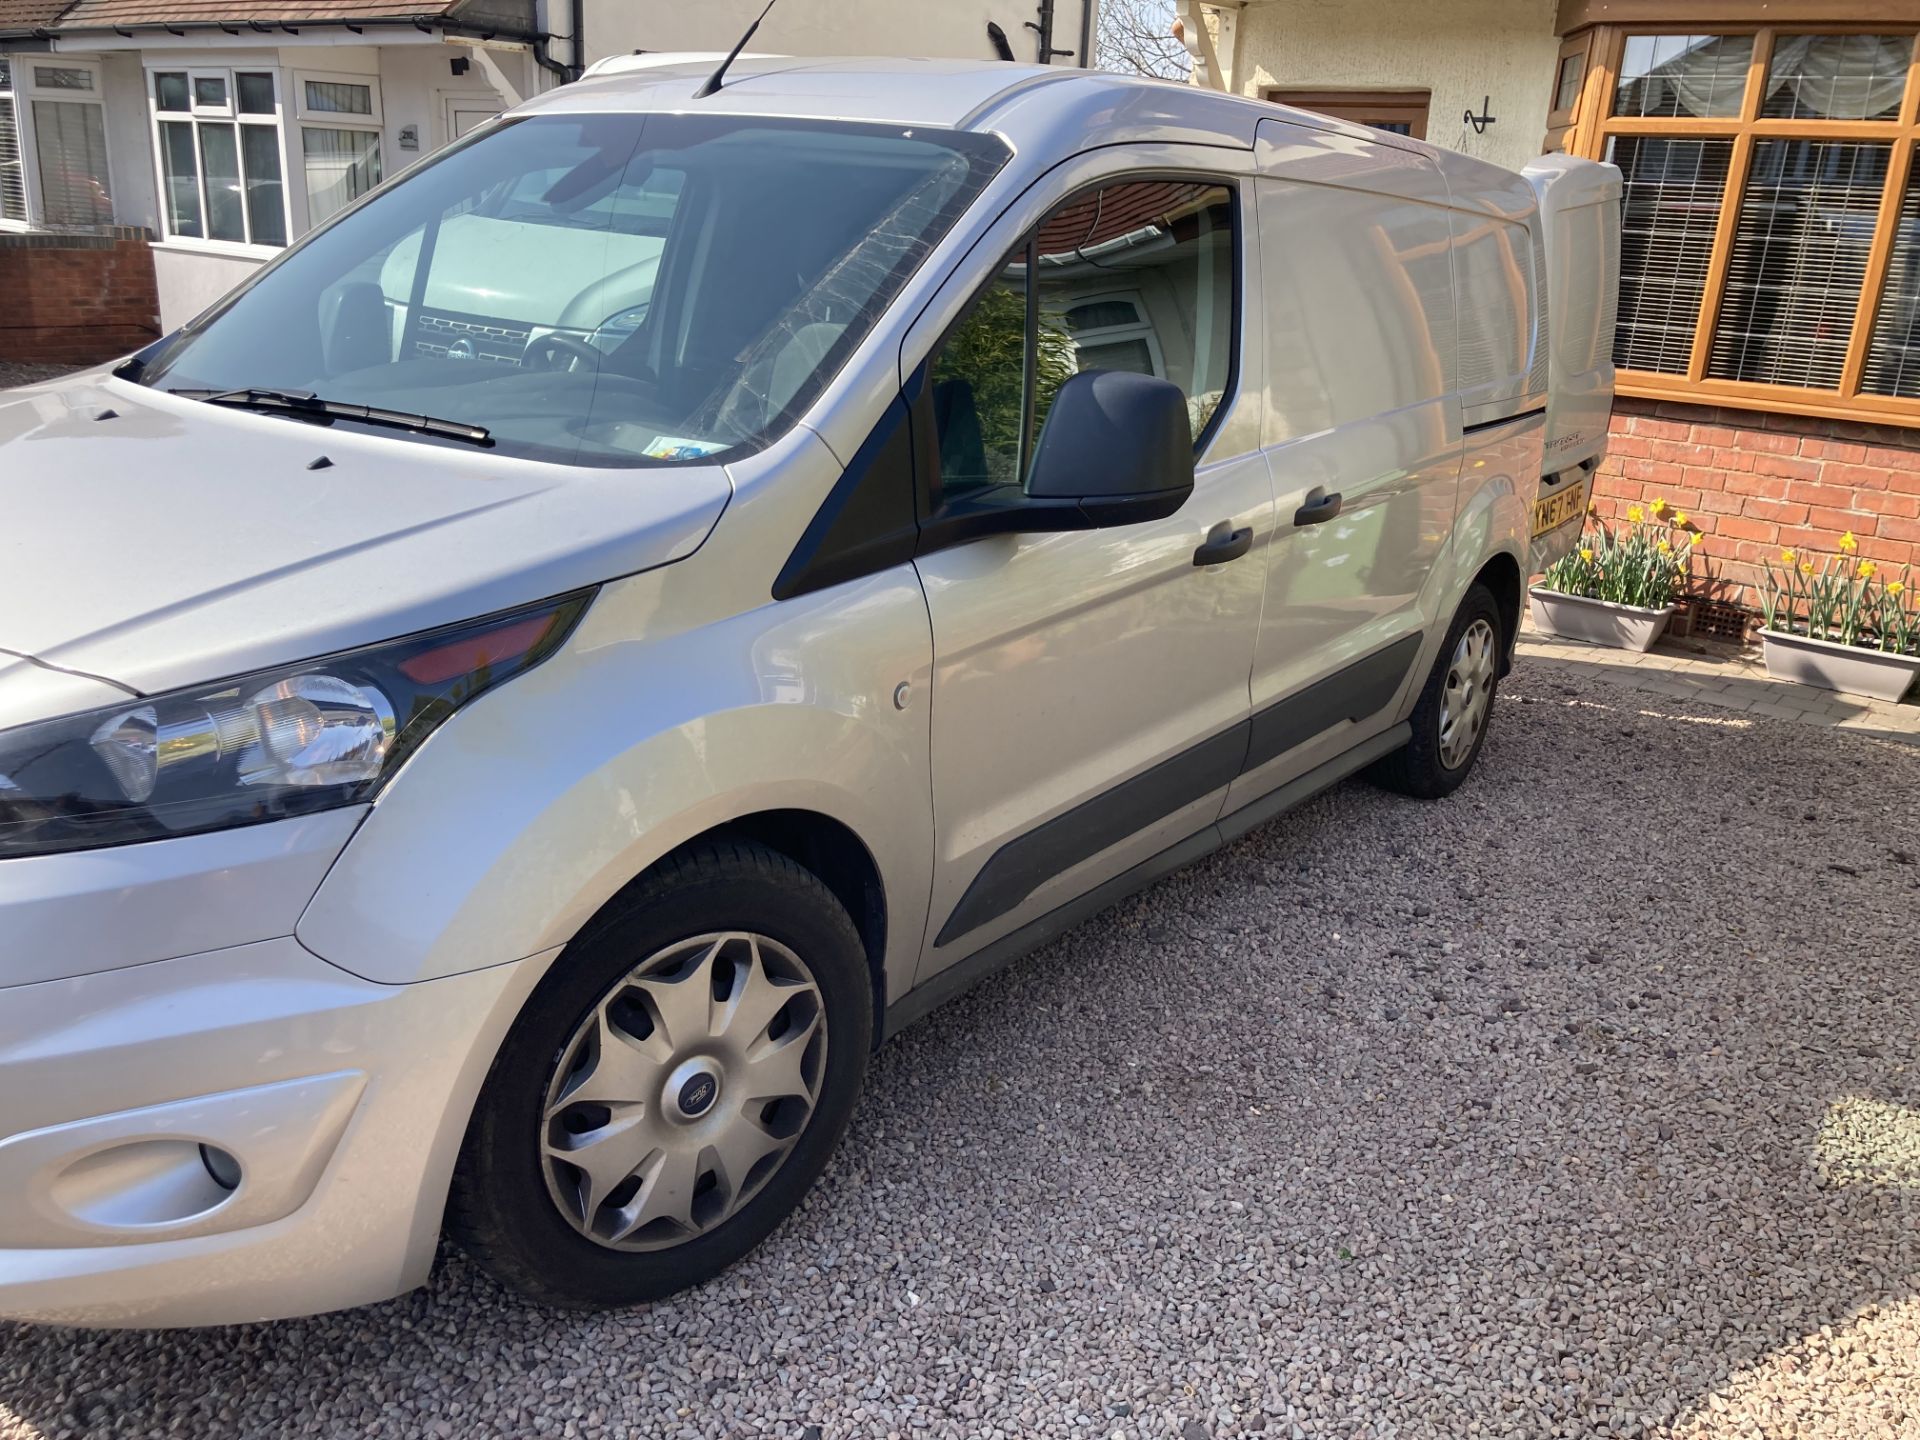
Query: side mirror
[{"left": 1026, "top": 370, "right": 1195, "bottom": 526}]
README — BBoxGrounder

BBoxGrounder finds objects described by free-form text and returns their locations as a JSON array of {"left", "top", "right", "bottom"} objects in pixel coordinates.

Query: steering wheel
[{"left": 522, "top": 331, "right": 605, "bottom": 373}]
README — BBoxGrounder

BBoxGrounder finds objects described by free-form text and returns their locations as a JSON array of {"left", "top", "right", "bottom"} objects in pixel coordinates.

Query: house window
[
  {"left": 1565, "top": 25, "right": 1920, "bottom": 423},
  {"left": 0, "top": 58, "right": 114, "bottom": 230},
  {"left": 0, "top": 58, "right": 24, "bottom": 223},
  {"left": 151, "top": 67, "right": 287, "bottom": 247},
  {"left": 1264, "top": 88, "right": 1431, "bottom": 139},
  {"left": 294, "top": 73, "right": 383, "bottom": 226}
]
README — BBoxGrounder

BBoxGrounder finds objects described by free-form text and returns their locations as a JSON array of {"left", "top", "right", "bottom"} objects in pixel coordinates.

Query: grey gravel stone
[
  {"left": 2, "top": 662, "right": 1918, "bottom": 1440},
  {"left": 0, "top": 362, "right": 82, "bottom": 390}
]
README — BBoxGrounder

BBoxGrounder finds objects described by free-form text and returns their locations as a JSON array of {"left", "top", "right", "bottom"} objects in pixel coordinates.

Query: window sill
[
  {"left": 1616, "top": 372, "right": 1920, "bottom": 432},
  {"left": 150, "top": 237, "right": 283, "bottom": 262}
]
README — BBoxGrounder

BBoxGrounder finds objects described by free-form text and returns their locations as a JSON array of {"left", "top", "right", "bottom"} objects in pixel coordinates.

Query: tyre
[
  {"left": 1367, "top": 582, "right": 1503, "bottom": 800},
  {"left": 448, "top": 840, "right": 872, "bottom": 1309}
]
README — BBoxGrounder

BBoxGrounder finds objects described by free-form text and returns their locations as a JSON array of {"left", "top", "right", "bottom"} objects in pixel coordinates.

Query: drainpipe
[
  {"left": 532, "top": 0, "right": 584, "bottom": 83},
  {"left": 1077, "top": 0, "right": 1094, "bottom": 67},
  {"left": 1031, "top": 0, "right": 1073, "bottom": 62}
]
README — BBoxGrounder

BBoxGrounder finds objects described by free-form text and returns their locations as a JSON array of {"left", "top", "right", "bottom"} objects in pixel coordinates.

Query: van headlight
[{"left": 0, "top": 591, "right": 591, "bottom": 859}]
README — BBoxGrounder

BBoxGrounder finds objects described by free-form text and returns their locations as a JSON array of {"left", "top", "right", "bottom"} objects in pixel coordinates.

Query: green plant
[
  {"left": 1759, "top": 534, "right": 1918, "bottom": 655},
  {"left": 931, "top": 282, "right": 1076, "bottom": 485},
  {"left": 1539, "top": 499, "right": 1698, "bottom": 610}
]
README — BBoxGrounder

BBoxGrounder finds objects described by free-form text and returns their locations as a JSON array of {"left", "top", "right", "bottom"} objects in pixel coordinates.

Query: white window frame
[
  {"left": 145, "top": 61, "right": 291, "bottom": 256},
  {"left": 290, "top": 69, "right": 384, "bottom": 230},
  {"left": 2, "top": 55, "right": 112, "bottom": 232}
]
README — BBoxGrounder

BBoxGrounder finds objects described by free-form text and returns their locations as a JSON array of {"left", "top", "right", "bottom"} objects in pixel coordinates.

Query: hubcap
[
  {"left": 540, "top": 932, "right": 827, "bottom": 1252},
  {"left": 1438, "top": 618, "right": 1497, "bottom": 771}
]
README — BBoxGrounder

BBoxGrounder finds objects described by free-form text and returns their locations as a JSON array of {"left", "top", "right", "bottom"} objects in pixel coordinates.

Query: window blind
[
  {"left": 1608, "top": 135, "right": 1734, "bottom": 374},
  {"left": 1862, "top": 166, "right": 1920, "bottom": 399},
  {"left": 1706, "top": 139, "right": 1890, "bottom": 390},
  {"left": 31, "top": 98, "right": 111, "bottom": 230},
  {"left": 0, "top": 96, "right": 24, "bottom": 223}
]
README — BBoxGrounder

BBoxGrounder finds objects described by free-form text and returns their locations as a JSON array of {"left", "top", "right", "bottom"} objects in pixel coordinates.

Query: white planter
[
  {"left": 1529, "top": 588, "right": 1676, "bottom": 653},
  {"left": 1759, "top": 629, "right": 1920, "bottom": 703}
]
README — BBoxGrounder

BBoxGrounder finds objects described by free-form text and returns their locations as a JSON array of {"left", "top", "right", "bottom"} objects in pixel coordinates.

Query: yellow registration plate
[{"left": 1532, "top": 476, "right": 1589, "bottom": 537}]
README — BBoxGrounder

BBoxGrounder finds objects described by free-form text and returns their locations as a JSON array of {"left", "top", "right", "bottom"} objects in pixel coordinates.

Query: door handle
[
  {"left": 1193, "top": 521, "right": 1254, "bottom": 567},
  {"left": 1293, "top": 489, "right": 1344, "bottom": 527}
]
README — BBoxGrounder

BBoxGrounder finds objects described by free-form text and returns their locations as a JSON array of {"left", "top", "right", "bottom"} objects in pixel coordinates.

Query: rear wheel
[
  {"left": 448, "top": 841, "right": 871, "bottom": 1308},
  {"left": 1368, "top": 583, "right": 1503, "bottom": 800}
]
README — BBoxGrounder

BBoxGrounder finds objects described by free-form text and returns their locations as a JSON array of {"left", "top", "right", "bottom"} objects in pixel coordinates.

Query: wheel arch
[
  {"left": 597, "top": 810, "right": 892, "bottom": 1038},
  {"left": 1472, "top": 550, "right": 1524, "bottom": 674}
]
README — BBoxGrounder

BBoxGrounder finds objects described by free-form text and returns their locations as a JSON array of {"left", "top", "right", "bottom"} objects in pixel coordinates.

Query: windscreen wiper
[{"left": 169, "top": 387, "right": 494, "bottom": 448}]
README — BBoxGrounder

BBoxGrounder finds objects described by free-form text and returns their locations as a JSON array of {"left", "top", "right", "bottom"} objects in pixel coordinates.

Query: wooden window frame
[
  {"left": 1264, "top": 88, "right": 1432, "bottom": 140},
  {"left": 1562, "top": 22, "right": 1920, "bottom": 427}
]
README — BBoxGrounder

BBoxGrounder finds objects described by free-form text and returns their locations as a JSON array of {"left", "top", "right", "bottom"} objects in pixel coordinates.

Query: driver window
[{"left": 929, "top": 176, "right": 1236, "bottom": 509}]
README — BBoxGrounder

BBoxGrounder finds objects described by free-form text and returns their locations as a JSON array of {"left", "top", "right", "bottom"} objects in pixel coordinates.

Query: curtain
[
  {"left": 1626, "top": 35, "right": 1753, "bottom": 118},
  {"left": 1764, "top": 34, "right": 1912, "bottom": 121},
  {"left": 1635, "top": 33, "right": 1913, "bottom": 122},
  {"left": 303, "top": 127, "right": 382, "bottom": 225}
]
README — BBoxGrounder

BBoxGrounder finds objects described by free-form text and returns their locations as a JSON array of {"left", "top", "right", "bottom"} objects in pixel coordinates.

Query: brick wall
[
  {"left": 1592, "top": 397, "right": 1920, "bottom": 609},
  {"left": 0, "top": 229, "right": 160, "bottom": 366}
]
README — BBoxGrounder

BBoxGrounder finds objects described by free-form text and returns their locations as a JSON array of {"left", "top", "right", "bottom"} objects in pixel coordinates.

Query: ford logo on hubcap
[{"left": 677, "top": 1073, "right": 718, "bottom": 1117}]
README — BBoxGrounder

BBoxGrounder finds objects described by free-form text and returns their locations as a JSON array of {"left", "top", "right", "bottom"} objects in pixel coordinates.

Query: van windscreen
[{"left": 139, "top": 114, "right": 1008, "bottom": 467}]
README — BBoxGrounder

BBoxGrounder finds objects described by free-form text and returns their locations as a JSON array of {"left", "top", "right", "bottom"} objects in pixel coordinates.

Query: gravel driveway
[
  {"left": 3, "top": 661, "right": 1917, "bottom": 1439},
  {"left": 0, "top": 363, "right": 83, "bottom": 390}
]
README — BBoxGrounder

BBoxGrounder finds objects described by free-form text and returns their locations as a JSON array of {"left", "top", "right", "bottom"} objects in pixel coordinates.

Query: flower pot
[
  {"left": 1759, "top": 629, "right": 1920, "bottom": 703},
  {"left": 1528, "top": 588, "right": 1676, "bottom": 653}
]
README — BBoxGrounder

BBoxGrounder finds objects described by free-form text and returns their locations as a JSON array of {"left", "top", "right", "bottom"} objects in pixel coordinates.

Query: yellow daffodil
[
  {"left": 1891, "top": 580, "right": 1907, "bottom": 598},
  {"left": 1675, "top": 512, "right": 1690, "bottom": 527},
  {"left": 1840, "top": 531, "right": 1859, "bottom": 553},
  {"left": 1627, "top": 504, "right": 1645, "bottom": 523},
  {"left": 1579, "top": 547, "right": 1594, "bottom": 563},
  {"left": 1801, "top": 560, "right": 1816, "bottom": 576},
  {"left": 1656, "top": 540, "right": 1672, "bottom": 554},
  {"left": 1859, "top": 560, "right": 1877, "bottom": 580},
  {"left": 1650, "top": 497, "right": 1668, "bottom": 516},
  {"left": 1780, "top": 548, "right": 1796, "bottom": 564}
]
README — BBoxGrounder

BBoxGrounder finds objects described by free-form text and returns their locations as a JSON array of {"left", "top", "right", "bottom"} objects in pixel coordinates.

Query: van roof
[
  {"left": 530, "top": 55, "right": 1529, "bottom": 198},
  {"left": 532, "top": 54, "right": 1287, "bottom": 151}
]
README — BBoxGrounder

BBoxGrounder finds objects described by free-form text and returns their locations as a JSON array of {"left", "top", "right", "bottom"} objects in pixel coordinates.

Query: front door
[
  {"left": 910, "top": 166, "right": 1271, "bottom": 979},
  {"left": 443, "top": 95, "right": 504, "bottom": 144}
]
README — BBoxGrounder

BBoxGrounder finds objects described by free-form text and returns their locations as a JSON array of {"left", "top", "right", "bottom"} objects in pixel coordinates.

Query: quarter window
[
  {"left": 931, "top": 177, "right": 1236, "bottom": 504},
  {"left": 151, "top": 68, "right": 287, "bottom": 247}
]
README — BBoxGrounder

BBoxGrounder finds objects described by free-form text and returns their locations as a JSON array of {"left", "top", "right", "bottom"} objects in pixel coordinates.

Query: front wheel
[
  {"left": 1367, "top": 583, "right": 1504, "bottom": 800},
  {"left": 448, "top": 841, "right": 871, "bottom": 1309}
]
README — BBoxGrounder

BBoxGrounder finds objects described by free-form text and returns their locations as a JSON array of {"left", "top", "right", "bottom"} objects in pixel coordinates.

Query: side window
[{"left": 930, "top": 177, "right": 1236, "bottom": 506}]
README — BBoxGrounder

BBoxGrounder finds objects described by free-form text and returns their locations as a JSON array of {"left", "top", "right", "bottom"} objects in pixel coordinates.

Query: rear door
[
  {"left": 1227, "top": 119, "right": 1464, "bottom": 812},
  {"left": 906, "top": 152, "right": 1273, "bottom": 980}
]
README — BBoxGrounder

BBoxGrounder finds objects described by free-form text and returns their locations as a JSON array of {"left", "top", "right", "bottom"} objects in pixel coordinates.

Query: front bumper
[{"left": 0, "top": 937, "right": 536, "bottom": 1327}]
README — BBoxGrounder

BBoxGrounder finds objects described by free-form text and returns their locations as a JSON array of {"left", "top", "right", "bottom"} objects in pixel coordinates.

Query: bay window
[
  {"left": 1559, "top": 23, "right": 1920, "bottom": 424},
  {"left": 151, "top": 66, "right": 286, "bottom": 247}
]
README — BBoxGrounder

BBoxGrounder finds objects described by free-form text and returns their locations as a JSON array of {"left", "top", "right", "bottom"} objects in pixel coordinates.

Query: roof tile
[
  {"left": 0, "top": 0, "right": 75, "bottom": 30},
  {"left": 51, "top": 0, "right": 466, "bottom": 26}
]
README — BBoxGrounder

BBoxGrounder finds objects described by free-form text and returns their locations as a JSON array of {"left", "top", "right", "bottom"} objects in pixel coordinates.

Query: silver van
[{"left": 0, "top": 56, "right": 1619, "bottom": 1327}]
